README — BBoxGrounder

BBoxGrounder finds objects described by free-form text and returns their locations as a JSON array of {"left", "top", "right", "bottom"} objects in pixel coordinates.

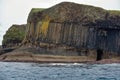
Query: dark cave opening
[{"left": 96, "top": 49, "right": 103, "bottom": 61}]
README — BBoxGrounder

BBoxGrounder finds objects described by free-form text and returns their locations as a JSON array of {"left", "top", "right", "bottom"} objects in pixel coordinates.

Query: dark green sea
[{"left": 0, "top": 62, "right": 120, "bottom": 80}]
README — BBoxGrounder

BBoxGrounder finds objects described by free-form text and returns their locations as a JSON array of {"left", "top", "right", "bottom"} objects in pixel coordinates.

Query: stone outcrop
[
  {"left": 2, "top": 24, "right": 26, "bottom": 48},
  {"left": 20, "top": 2, "right": 120, "bottom": 59},
  {"left": 2, "top": 2, "right": 120, "bottom": 60},
  {"left": 24, "top": 2, "right": 120, "bottom": 44},
  {"left": 24, "top": 2, "right": 108, "bottom": 44}
]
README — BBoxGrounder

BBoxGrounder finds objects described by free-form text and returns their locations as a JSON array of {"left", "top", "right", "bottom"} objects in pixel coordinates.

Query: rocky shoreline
[
  {"left": 0, "top": 52, "right": 120, "bottom": 64},
  {"left": 1, "top": 59, "right": 120, "bottom": 64},
  {"left": 0, "top": 46, "right": 120, "bottom": 64}
]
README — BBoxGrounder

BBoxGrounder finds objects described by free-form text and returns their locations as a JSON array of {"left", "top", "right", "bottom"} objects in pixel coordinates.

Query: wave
[{"left": 45, "top": 63, "right": 85, "bottom": 66}]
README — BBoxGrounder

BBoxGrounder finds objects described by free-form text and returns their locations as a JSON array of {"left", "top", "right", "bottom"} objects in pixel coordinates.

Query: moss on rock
[
  {"left": 108, "top": 10, "right": 120, "bottom": 16},
  {"left": 2, "top": 24, "right": 26, "bottom": 48},
  {"left": 28, "top": 8, "right": 45, "bottom": 22}
]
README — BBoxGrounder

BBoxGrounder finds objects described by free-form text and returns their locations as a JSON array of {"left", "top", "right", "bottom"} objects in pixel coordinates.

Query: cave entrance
[{"left": 96, "top": 49, "right": 103, "bottom": 61}]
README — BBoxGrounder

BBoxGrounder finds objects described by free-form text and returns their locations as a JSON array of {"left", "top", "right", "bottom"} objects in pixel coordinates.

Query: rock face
[
  {"left": 22, "top": 2, "right": 120, "bottom": 60},
  {"left": 2, "top": 24, "right": 26, "bottom": 48},
  {"left": 3, "top": 2, "right": 120, "bottom": 60},
  {"left": 25, "top": 2, "right": 107, "bottom": 43}
]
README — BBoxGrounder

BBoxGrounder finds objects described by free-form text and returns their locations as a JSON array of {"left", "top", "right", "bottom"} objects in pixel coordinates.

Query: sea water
[{"left": 0, "top": 62, "right": 120, "bottom": 80}]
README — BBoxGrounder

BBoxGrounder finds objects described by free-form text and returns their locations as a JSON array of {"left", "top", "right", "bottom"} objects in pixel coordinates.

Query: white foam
[{"left": 48, "top": 63, "right": 84, "bottom": 66}]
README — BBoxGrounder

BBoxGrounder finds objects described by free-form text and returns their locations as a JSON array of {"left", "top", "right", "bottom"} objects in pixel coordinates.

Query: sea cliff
[{"left": 1, "top": 2, "right": 120, "bottom": 62}]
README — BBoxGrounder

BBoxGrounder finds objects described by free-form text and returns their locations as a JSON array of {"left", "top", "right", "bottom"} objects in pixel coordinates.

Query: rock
[
  {"left": 22, "top": 2, "right": 120, "bottom": 59},
  {"left": 2, "top": 2, "right": 120, "bottom": 60},
  {"left": 24, "top": 2, "right": 107, "bottom": 43}
]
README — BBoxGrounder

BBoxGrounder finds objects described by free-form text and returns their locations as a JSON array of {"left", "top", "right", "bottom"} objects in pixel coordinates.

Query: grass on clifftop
[
  {"left": 108, "top": 10, "right": 120, "bottom": 16},
  {"left": 2, "top": 25, "right": 26, "bottom": 47},
  {"left": 28, "top": 8, "right": 45, "bottom": 22},
  {"left": 31, "top": 8, "right": 44, "bottom": 13}
]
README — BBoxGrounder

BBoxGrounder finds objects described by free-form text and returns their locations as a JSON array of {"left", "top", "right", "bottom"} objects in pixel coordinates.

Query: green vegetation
[
  {"left": 31, "top": 8, "right": 44, "bottom": 12},
  {"left": 108, "top": 10, "right": 120, "bottom": 16},
  {"left": 2, "top": 25, "right": 26, "bottom": 47},
  {"left": 28, "top": 8, "right": 45, "bottom": 22},
  {"left": 29, "top": 8, "right": 44, "bottom": 16}
]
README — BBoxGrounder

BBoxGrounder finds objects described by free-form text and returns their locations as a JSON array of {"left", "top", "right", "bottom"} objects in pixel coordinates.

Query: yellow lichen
[{"left": 40, "top": 15, "right": 51, "bottom": 36}]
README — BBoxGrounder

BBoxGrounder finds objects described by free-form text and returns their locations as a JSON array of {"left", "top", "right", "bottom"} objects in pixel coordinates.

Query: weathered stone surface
[
  {"left": 22, "top": 2, "right": 120, "bottom": 59},
  {"left": 25, "top": 2, "right": 106, "bottom": 43},
  {"left": 2, "top": 24, "right": 26, "bottom": 48},
  {"left": 2, "top": 2, "right": 120, "bottom": 60}
]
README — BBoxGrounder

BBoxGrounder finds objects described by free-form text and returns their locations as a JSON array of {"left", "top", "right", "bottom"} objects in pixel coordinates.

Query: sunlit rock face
[
  {"left": 2, "top": 24, "right": 26, "bottom": 48},
  {"left": 5, "top": 2, "right": 119, "bottom": 59}
]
